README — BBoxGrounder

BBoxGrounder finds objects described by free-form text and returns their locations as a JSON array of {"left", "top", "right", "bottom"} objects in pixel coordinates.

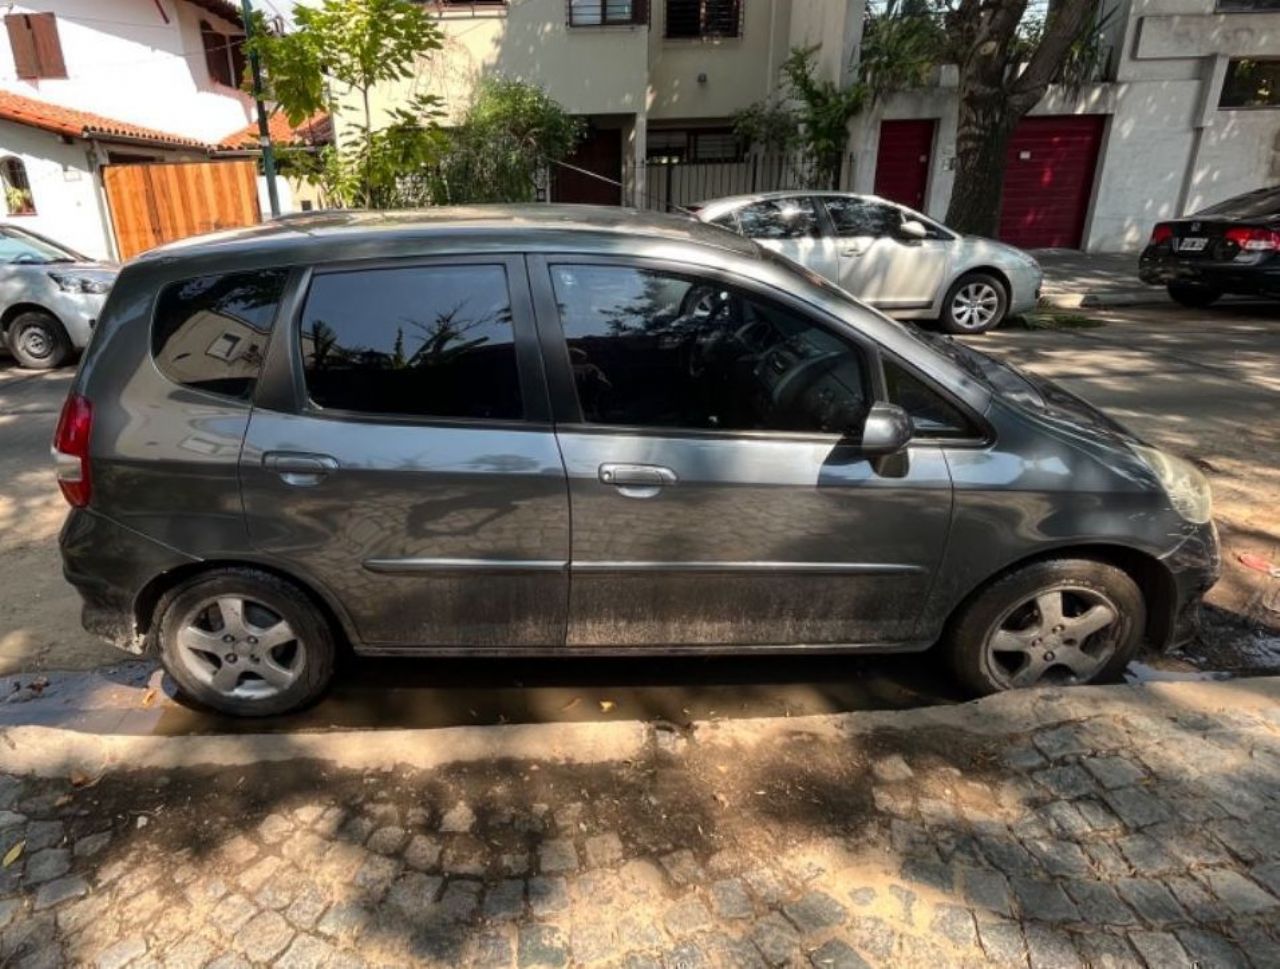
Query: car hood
[{"left": 956, "top": 235, "right": 1041, "bottom": 271}]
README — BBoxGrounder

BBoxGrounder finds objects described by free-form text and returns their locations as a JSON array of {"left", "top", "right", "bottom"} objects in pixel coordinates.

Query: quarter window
[
  {"left": 735, "top": 198, "right": 821, "bottom": 240},
  {"left": 550, "top": 264, "right": 868, "bottom": 434},
  {"left": 299, "top": 264, "right": 522, "bottom": 421},
  {"left": 152, "top": 270, "right": 289, "bottom": 400},
  {"left": 884, "top": 359, "right": 975, "bottom": 438}
]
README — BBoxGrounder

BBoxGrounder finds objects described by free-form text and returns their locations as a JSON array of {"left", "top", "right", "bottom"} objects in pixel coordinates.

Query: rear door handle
[
  {"left": 598, "top": 463, "right": 677, "bottom": 498},
  {"left": 263, "top": 451, "right": 339, "bottom": 485}
]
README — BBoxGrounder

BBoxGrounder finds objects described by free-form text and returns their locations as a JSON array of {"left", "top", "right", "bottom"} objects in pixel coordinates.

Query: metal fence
[{"left": 640, "top": 152, "right": 857, "bottom": 213}]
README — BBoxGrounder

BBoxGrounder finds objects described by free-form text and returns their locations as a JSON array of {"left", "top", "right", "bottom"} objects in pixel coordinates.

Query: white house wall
[
  {"left": 0, "top": 0, "right": 254, "bottom": 143},
  {"left": 0, "top": 119, "right": 110, "bottom": 258}
]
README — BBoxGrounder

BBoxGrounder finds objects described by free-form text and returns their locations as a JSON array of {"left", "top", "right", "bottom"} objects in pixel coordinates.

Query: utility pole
[{"left": 241, "top": 0, "right": 280, "bottom": 217}]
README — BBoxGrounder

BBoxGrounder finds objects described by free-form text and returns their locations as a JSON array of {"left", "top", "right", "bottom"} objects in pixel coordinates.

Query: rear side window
[
  {"left": 152, "top": 270, "right": 289, "bottom": 400},
  {"left": 736, "top": 198, "right": 822, "bottom": 239},
  {"left": 299, "top": 264, "right": 522, "bottom": 421}
]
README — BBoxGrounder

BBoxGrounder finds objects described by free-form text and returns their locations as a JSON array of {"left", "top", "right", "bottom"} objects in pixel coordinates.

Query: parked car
[
  {"left": 0, "top": 224, "right": 117, "bottom": 369},
  {"left": 693, "top": 192, "right": 1042, "bottom": 334},
  {"left": 57, "top": 206, "right": 1218, "bottom": 717},
  {"left": 1139, "top": 185, "right": 1280, "bottom": 307}
]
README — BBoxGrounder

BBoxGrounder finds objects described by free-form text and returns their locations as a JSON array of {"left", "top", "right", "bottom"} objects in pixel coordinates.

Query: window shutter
[
  {"left": 29, "top": 14, "right": 66, "bottom": 79},
  {"left": 5, "top": 15, "right": 39, "bottom": 80},
  {"left": 200, "top": 21, "right": 231, "bottom": 87}
]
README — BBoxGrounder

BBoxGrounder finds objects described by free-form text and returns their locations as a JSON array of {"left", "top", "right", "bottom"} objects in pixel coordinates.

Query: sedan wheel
[
  {"left": 8, "top": 310, "right": 71, "bottom": 370},
  {"left": 983, "top": 586, "right": 1120, "bottom": 689},
  {"left": 174, "top": 596, "right": 304, "bottom": 701},
  {"left": 940, "top": 273, "right": 1009, "bottom": 335}
]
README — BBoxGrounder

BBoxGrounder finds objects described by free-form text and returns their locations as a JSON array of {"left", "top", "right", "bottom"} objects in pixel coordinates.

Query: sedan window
[
  {"left": 822, "top": 197, "right": 903, "bottom": 238},
  {"left": 0, "top": 228, "right": 78, "bottom": 264},
  {"left": 549, "top": 264, "right": 869, "bottom": 435},
  {"left": 734, "top": 198, "right": 822, "bottom": 240},
  {"left": 1193, "top": 185, "right": 1280, "bottom": 220}
]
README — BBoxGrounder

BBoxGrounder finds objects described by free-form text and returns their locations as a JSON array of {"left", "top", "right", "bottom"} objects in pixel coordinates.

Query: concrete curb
[
  {"left": 1040, "top": 291, "right": 1170, "bottom": 310},
  {"left": 1, "top": 676, "right": 1277, "bottom": 779}
]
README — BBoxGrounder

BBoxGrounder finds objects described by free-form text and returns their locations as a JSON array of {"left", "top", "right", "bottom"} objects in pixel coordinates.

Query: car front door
[
  {"left": 731, "top": 197, "right": 839, "bottom": 281},
  {"left": 240, "top": 256, "right": 570, "bottom": 649},
  {"left": 822, "top": 197, "right": 951, "bottom": 309},
  {"left": 528, "top": 256, "right": 953, "bottom": 649}
]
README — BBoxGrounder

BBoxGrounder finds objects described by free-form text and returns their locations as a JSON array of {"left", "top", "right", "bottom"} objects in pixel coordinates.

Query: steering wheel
[{"left": 769, "top": 351, "right": 847, "bottom": 423}]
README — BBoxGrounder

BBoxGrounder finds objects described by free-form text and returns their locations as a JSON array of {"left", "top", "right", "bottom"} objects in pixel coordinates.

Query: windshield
[
  {"left": 0, "top": 227, "right": 81, "bottom": 264},
  {"left": 1192, "top": 185, "right": 1280, "bottom": 220}
]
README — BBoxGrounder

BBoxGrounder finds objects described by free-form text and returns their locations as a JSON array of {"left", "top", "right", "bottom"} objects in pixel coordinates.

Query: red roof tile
[
  {"left": 0, "top": 89, "right": 221, "bottom": 149},
  {"left": 226, "top": 111, "right": 332, "bottom": 150},
  {"left": 180, "top": 0, "right": 244, "bottom": 28}
]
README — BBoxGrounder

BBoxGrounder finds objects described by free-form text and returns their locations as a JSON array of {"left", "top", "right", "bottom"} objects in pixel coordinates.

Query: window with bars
[
  {"left": 646, "top": 128, "right": 741, "bottom": 163},
  {"left": 568, "top": 0, "right": 648, "bottom": 26},
  {"left": 664, "top": 0, "right": 741, "bottom": 39},
  {"left": 430, "top": 0, "right": 508, "bottom": 12},
  {"left": 5, "top": 13, "right": 66, "bottom": 80}
]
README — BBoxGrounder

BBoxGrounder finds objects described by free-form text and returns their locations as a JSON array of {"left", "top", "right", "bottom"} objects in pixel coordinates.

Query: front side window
[
  {"left": 735, "top": 198, "right": 821, "bottom": 240},
  {"left": 550, "top": 264, "right": 868, "bottom": 434},
  {"left": 665, "top": 0, "right": 740, "bottom": 38},
  {"left": 823, "top": 197, "right": 904, "bottom": 238},
  {"left": 153, "top": 270, "right": 289, "bottom": 400},
  {"left": 1219, "top": 59, "right": 1280, "bottom": 109},
  {"left": 300, "top": 264, "right": 523, "bottom": 421}
]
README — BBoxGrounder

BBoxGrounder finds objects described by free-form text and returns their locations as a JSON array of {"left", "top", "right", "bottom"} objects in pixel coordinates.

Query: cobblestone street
[{"left": 2, "top": 677, "right": 1278, "bottom": 968}]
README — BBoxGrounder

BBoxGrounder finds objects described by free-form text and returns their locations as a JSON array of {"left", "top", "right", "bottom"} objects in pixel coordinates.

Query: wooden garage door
[
  {"left": 999, "top": 115, "right": 1105, "bottom": 249},
  {"left": 104, "top": 160, "right": 260, "bottom": 260},
  {"left": 874, "top": 119, "right": 935, "bottom": 212}
]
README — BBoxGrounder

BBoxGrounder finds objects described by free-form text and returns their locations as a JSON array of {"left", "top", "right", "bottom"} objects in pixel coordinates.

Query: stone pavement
[{"left": 1, "top": 677, "right": 1279, "bottom": 968}]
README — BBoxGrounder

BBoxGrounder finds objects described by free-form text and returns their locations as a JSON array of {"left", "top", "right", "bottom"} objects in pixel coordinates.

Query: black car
[{"left": 1139, "top": 185, "right": 1280, "bottom": 307}]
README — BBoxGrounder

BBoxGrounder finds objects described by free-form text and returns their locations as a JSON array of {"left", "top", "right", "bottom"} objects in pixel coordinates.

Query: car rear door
[
  {"left": 527, "top": 254, "right": 953, "bottom": 649},
  {"left": 822, "top": 196, "right": 950, "bottom": 308},
  {"left": 240, "top": 256, "right": 570, "bottom": 650}
]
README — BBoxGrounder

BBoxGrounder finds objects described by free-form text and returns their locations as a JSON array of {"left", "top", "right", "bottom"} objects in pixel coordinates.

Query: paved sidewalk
[
  {"left": 1031, "top": 250, "right": 1168, "bottom": 309},
  {"left": 2, "top": 677, "right": 1278, "bottom": 968}
]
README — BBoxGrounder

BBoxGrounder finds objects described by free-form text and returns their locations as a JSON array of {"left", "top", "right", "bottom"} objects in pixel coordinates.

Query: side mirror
[
  {"left": 897, "top": 219, "right": 928, "bottom": 241},
  {"left": 858, "top": 402, "right": 913, "bottom": 454}
]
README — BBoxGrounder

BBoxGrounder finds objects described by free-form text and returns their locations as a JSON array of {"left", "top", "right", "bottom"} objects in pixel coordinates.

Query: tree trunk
[{"left": 945, "top": 92, "right": 1017, "bottom": 237}]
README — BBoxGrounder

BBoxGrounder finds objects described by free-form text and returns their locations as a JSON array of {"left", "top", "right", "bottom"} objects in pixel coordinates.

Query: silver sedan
[{"left": 695, "top": 191, "right": 1042, "bottom": 334}]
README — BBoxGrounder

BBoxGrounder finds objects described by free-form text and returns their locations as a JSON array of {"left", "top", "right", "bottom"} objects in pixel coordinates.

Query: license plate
[{"left": 1178, "top": 237, "right": 1208, "bottom": 252}]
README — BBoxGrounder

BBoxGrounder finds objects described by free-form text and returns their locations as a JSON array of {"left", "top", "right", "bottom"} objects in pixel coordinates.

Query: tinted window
[
  {"left": 551, "top": 265, "right": 868, "bottom": 434},
  {"left": 708, "top": 211, "right": 740, "bottom": 233},
  {"left": 1193, "top": 185, "right": 1280, "bottom": 219},
  {"left": 823, "top": 197, "right": 903, "bottom": 237},
  {"left": 736, "top": 198, "right": 822, "bottom": 240},
  {"left": 152, "top": 270, "right": 288, "bottom": 399},
  {"left": 300, "top": 265, "right": 522, "bottom": 420},
  {"left": 884, "top": 359, "right": 975, "bottom": 438}
]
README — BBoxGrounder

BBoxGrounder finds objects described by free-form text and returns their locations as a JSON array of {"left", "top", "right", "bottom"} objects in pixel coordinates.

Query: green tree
[
  {"left": 425, "top": 77, "right": 583, "bottom": 205},
  {"left": 250, "top": 0, "right": 445, "bottom": 208}
]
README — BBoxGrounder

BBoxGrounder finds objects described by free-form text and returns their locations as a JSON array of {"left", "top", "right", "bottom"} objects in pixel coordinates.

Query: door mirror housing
[
  {"left": 898, "top": 219, "right": 928, "bottom": 241},
  {"left": 858, "top": 402, "right": 913, "bottom": 454}
]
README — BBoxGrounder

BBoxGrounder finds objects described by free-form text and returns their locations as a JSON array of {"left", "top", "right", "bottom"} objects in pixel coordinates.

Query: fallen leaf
[
  {"left": 598, "top": 700, "right": 615, "bottom": 713},
  {"left": 136, "top": 816, "right": 149, "bottom": 829},
  {"left": 140, "top": 688, "right": 157, "bottom": 708},
  {"left": 54, "top": 794, "right": 72, "bottom": 808},
  {"left": 2, "top": 840, "right": 24, "bottom": 867},
  {"left": 560, "top": 697, "right": 581, "bottom": 712},
  {"left": 29, "top": 676, "right": 49, "bottom": 695},
  {"left": 70, "top": 769, "right": 91, "bottom": 787}
]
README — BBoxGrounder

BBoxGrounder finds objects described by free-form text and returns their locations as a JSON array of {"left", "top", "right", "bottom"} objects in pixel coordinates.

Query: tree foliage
[
  {"left": 423, "top": 77, "right": 583, "bottom": 205},
  {"left": 250, "top": 0, "right": 446, "bottom": 208}
]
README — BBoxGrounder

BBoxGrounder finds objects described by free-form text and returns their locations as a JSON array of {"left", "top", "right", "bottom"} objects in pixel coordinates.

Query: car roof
[
  {"left": 694, "top": 191, "right": 896, "bottom": 213},
  {"left": 136, "top": 204, "right": 759, "bottom": 263}
]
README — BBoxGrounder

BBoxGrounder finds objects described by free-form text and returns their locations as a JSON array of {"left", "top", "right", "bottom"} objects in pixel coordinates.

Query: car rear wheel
[
  {"left": 940, "top": 273, "right": 1009, "bottom": 334},
  {"left": 948, "top": 559, "right": 1144, "bottom": 696},
  {"left": 8, "top": 310, "right": 71, "bottom": 370},
  {"left": 158, "top": 568, "right": 336, "bottom": 717},
  {"left": 1167, "top": 283, "right": 1221, "bottom": 308}
]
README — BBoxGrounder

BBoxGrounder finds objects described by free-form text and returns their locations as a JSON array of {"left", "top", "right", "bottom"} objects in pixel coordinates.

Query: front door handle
[
  {"left": 598, "top": 463, "right": 677, "bottom": 498},
  {"left": 263, "top": 451, "right": 339, "bottom": 486}
]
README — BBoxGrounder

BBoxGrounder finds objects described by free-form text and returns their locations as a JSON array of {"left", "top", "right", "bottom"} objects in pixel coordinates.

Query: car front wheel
[
  {"left": 948, "top": 559, "right": 1144, "bottom": 696},
  {"left": 1167, "top": 283, "right": 1221, "bottom": 308},
  {"left": 8, "top": 310, "right": 71, "bottom": 370},
  {"left": 158, "top": 568, "right": 336, "bottom": 717},
  {"left": 940, "top": 273, "right": 1009, "bottom": 334}
]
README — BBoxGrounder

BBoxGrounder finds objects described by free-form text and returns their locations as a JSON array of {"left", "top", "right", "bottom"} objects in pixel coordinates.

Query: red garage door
[
  {"left": 874, "top": 119, "right": 936, "bottom": 212},
  {"left": 999, "top": 115, "right": 1105, "bottom": 249}
]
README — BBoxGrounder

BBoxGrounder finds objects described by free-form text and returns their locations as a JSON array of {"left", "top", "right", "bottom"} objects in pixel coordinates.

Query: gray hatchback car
[{"left": 57, "top": 207, "right": 1220, "bottom": 717}]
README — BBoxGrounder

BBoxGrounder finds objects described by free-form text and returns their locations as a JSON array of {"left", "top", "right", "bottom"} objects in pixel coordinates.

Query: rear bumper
[
  {"left": 60, "top": 508, "right": 199, "bottom": 653},
  {"left": 1157, "top": 520, "right": 1222, "bottom": 650},
  {"left": 1138, "top": 250, "right": 1280, "bottom": 297}
]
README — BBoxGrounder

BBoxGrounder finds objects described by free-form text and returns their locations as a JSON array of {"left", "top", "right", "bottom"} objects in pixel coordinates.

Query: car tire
[
  {"left": 8, "top": 310, "right": 71, "bottom": 370},
  {"left": 947, "top": 559, "right": 1145, "bottom": 697},
  {"left": 1167, "top": 283, "right": 1221, "bottom": 309},
  {"left": 939, "top": 273, "right": 1009, "bottom": 334},
  {"left": 157, "top": 568, "right": 336, "bottom": 717}
]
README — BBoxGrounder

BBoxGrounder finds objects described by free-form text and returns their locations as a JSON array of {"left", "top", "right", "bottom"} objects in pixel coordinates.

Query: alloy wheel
[
  {"left": 174, "top": 596, "right": 304, "bottom": 700},
  {"left": 982, "top": 585, "right": 1121, "bottom": 689},
  {"left": 950, "top": 281, "right": 1001, "bottom": 331}
]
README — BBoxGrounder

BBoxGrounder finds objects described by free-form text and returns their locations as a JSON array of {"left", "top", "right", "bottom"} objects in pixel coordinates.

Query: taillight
[
  {"left": 1149, "top": 223, "right": 1173, "bottom": 246},
  {"left": 1224, "top": 226, "right": 1280, "bottom": 252},
  {"left": 52, "top": 393, "right": 92, "bottom": 507}
]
